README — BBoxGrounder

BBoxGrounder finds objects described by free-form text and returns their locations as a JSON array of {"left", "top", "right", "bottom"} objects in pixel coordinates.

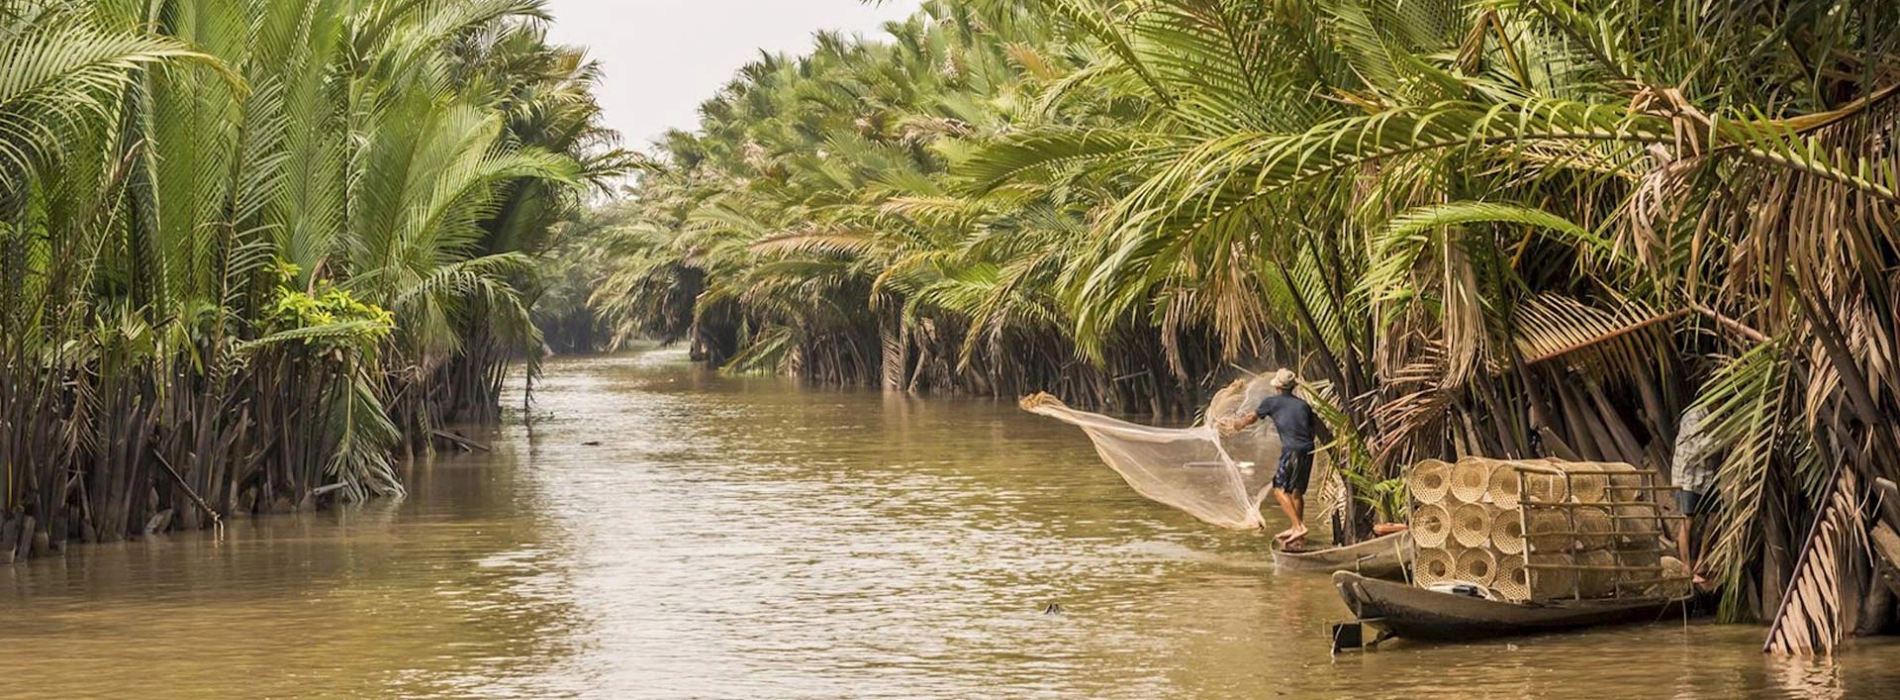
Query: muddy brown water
[{"left": 2, "top": 350, "right": 1896, "bottom": 698}]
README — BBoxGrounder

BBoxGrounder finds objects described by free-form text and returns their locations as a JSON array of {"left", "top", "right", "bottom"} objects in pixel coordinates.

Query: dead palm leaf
[{"left": 1764, "top": 468, "right": 1869, "bottom": 655}]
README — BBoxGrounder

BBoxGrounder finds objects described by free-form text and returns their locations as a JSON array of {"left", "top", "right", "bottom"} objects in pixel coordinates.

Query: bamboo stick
[{"left": 152, "top": 451, "right": 221, "bottom": 527}]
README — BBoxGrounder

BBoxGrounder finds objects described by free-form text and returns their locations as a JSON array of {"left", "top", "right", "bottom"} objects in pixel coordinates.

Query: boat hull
[
  {"left": 1333, "top": 571, "right": 1686, "bottom": 642},
  {"left": 1273, "top": 531, "right": 1411, "bottom": 580}
]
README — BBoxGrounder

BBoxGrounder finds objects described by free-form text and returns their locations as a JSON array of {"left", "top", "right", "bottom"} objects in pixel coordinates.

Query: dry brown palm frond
[
  {"left": 1371, "top": 345, "right": 1453, "bottom": 464},
  {"left": 1372, "top": 305, "right": 1438, "bottom": 378},
  {"left": 1765, "top": 468, "right": 1869, "bottom": 655},
  {"left": 1438, "top": 243, "right": 1485, "bottom": 391},
  {"left": 1626, "top": 149, "right": 1704, "bottom": 267},
  {"left": 1514, "top": 294, "right": 1685, "bottom": 368}
]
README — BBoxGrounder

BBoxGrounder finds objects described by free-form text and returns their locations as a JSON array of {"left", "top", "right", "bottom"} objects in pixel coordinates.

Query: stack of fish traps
[{"left": 1406, "top": 457, "right": 1690, "bottom": 602}]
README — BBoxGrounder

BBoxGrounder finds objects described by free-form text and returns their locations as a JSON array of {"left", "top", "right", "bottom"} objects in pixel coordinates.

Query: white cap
[{"left": 1270, "top": 368, "right": 1298, "bottom": 389}]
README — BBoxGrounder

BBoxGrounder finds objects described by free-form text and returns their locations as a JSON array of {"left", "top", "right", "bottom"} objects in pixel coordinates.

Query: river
[{"left": 1, "top": 349, "right": 1894, "bottom": 698}]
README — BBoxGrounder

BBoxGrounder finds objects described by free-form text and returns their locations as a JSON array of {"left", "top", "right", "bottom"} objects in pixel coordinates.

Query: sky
[{"left": 542, "top": 0, "right": 923, "bottom": 152}]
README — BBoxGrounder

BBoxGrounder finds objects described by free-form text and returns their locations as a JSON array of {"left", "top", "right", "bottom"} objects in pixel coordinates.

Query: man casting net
[{"left": 1020, "top": 371, "right": 1325, "bottom": 534}]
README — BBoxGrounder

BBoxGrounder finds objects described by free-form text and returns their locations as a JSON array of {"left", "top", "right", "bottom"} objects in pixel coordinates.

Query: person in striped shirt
[{"left": 1672, "top": 405, "right": 1717, "bottom": 585}]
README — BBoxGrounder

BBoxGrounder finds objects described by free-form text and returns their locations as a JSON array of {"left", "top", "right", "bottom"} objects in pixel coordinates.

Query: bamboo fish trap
[
  {"left": 1491, "top": 514, "right": 1526, "bottom": 555},
  {"left": 1415, "top": 546, "right": 1458, "bottom": 587},
  {"left": 1493, "top": 555, "right": 1531, "bottom": 602},
  {"left": 1409, "top": 459, "right": 1452, "bottom": 505},
  {"left": 1405, "top": 458, "right": 1690, "bottom": 604},
  {"left": 1454, "top": 547, "right": 1499, "bottom": 587},
  {"left": 1412, "top": 502, "right": 1452, "bottom": 549},
  {"left": 1450, "top": 503, "right": 1495, "bottom": 548},
  {"left": 1486, "top": 461, "right": 1525, "bottom": 508},
  {"left": 1449, "top": 460, "right": 1494, "bottom": 503}
]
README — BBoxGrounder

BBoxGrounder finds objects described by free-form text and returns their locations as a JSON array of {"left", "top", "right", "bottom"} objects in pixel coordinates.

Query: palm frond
[{"left": 1765, "top": 468, "right": 1868, "bottom": 655}]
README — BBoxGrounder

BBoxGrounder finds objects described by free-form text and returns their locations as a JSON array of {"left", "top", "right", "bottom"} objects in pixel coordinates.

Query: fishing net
[{"left": 1019, "top": 378, "right": 1285, "bottom": 530}]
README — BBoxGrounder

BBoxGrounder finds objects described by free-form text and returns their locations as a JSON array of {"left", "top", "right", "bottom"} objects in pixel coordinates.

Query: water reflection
[{"left": 1, "top": 348, "right": 1897, "bottom": 698}]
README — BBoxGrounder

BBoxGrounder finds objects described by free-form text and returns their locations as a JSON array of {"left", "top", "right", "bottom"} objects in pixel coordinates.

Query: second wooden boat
[
  {"left": 1332, "top": 571, "right": 1687, "bottom": 642},
  {"left": 1273, "top": 531, "right": 1411, "bottom": 579}
]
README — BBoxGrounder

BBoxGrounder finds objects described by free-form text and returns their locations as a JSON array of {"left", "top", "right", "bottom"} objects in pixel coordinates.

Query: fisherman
[
  {"left": 1671, "top": 404, "right": 1716, "bottom": 585},
  {"left": 1219, "top": 369, "right": 1322, "bottom": 548}
]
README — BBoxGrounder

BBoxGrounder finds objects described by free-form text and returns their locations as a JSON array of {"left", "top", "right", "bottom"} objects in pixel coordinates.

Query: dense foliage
[
  {"left": 585, "top": 0, "right": 1900, "bottom": 645},
  {"left": 0, "top": 0, "right": 618, "bottom": 550}
]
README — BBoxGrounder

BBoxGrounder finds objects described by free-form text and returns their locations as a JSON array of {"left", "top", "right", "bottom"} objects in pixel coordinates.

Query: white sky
[{"left": 542, "top": 0, "right": 923, "bottom": 152}]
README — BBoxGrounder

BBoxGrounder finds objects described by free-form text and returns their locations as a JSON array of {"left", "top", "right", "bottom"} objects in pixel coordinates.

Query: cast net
[{"left": 1019, "top": 378, "right": 1290, "bottom": 530}]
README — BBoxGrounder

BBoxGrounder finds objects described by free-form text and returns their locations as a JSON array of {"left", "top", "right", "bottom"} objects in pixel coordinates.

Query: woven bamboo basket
[
  {"left": 1454, "top": 547, "right": 1499, "bottom": 587},
  {"left": 1524, "top": 508, "right": 1574, "bottom": 553},
  {"left": 1450, "top": 502, "right": 1495, "bottom": 548},
  {"left": 1577, "top": 549, "right": 1618, "bottom": 597},
  {"left": 1603, "top": 462, "right": 1644, "bottom": 503},
  {"left": 1567, "top": 467, "right": 1610, "bottom": 504},
  {"left": 1449, "top": 459, "right": 1494, "bottom": 503},
  {"left": 1493, "top": 554, "right": 1531, "bottom": 602},
  {"left": 1612, "top": 549, "right": 1666, "bottom": 596},
  {"left": 1573, "top": 505, "right": 1616, "bottom": 549},
  {"left": 1492, "top": 512, "right": 1526, "bottom": 555},
  {"left": 1615, "top": 548, "right": 1663, "bottom": 568},
  {"left": 1415, "top": 546, "right": 1458, "bottom": 587},
  {"left": 1413, "top": 502, "right": 1452, "bottom": 549},
  {"left": 1485, "top": 461, "right": 1523, "bottom": 508},
  {"left": 1409, "top": 459, "right": 1452, "bottom": 505},
  {"left": 1649, "top": 556, "right": 1693, "bottom": 599},
  {"left": 1613, "top": 500, "right": 1663, "bottom": 543},
  {"left": 1528, "top": 552, "right": 1578, "bottom": 599},
  {"left": 1522, "top": 470, "right": 1570, "bottom": 504}
]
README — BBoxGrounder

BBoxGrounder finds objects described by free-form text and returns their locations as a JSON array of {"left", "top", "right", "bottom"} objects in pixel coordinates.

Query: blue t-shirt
[{"left": 1255, "top": 393, "right": 1316, "bottom": 451}]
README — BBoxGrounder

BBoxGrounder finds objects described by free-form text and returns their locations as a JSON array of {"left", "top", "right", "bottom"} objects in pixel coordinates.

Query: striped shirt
[{"left": 1671, "top": 406, "right": 1717, "bottom": 495}]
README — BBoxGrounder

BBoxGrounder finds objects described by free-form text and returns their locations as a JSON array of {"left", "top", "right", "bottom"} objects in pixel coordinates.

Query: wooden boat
[
  {"left": 1273, "top": 531, "right": 1411, "bottom": 579},
  {"left": 1332, "top": 571, "right": 1688, "bottom": 642}
]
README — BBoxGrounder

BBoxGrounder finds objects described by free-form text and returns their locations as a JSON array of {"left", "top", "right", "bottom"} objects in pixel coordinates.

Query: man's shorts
[
  {"left": 1677, "top": 489, "right": 1707, "bottom": 516},
  {"left": 1274, "top": 447, "right": 1314, "bottom": 495}
]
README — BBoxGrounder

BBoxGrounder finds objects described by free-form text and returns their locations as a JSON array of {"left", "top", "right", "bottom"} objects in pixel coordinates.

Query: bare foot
[
  {"left": 1283, "top": 527, "right": 1309, "bottom": 549},
  {"left": 1273, "top": 528, "right": 1297, "bottom": 545}
]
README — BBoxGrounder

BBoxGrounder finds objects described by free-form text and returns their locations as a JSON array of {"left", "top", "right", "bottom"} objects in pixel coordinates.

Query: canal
[{"left": 1, "top": 349, "right": 1893, "bottom": 698}]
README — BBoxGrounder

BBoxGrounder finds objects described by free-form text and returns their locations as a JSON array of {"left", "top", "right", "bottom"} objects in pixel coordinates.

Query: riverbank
[
  {"left": 3, "top": 349, "right": 1895, "bottom": 698},
  {"left": 1, "top": 0, "right": 617, "bottom": 573}
]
